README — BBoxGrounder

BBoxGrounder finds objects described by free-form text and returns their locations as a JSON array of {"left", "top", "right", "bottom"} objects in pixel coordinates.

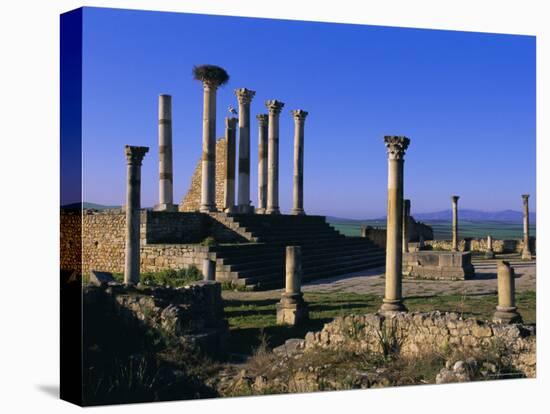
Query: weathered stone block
[{"left": 403, "top": 251, "right": 475, "bottom": 280}]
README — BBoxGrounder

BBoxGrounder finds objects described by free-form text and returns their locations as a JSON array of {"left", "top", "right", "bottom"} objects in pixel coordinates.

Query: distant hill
[
  {"left": 411, "top": 209, "right": 536, "bottom": 223},
  {"left": 61, "top": 202, "right": 121, "bottom": 210}
]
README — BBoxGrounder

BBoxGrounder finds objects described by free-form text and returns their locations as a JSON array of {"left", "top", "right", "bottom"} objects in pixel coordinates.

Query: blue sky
[{"left": 80, "top": 7, "right": 536, "bottom": 219}]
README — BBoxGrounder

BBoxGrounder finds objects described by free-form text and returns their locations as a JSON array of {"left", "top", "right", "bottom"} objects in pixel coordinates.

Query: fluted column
[
  {"left": 380, "top": 136, "right": 410, "bottom": 313},
  {"left": 291, "top": 110, "right": 308, "bottom": 215},
  {"left": 402, "top": 199, "right": 410, "bottom": 253},
  {"left": 236, "top": 88, "right": 256, "bottom": 213},
  {"left": 124, "top": 145, "right": 149, "bottom": 285},
  {"left": 451, "top": 195, "right": 460, "bottom": 251},
  {"left": 256, "top": 114, "right": 269, "bottom": 214},
  {"left": 200, "top": 81, "right": 218, "bottom": 212},
  {"left": 154, "top": 94, "right": 176, "bottom": 211},
  {"left": 493, "top": 261, "right": 522, "bottom": 323},
  {"left": 223, "top": 117, "right": 238, "bottom": 212},
  {"left": 521, "top": 194, "right": 532, "bottom": 260},
  {"left": 266, "top": 100, "right": 285, "bottom": 214}
]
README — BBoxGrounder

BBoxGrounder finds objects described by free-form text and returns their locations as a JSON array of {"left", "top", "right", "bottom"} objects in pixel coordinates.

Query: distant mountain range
[
  {"left": 61, "top": 202, "right": 121, "bottom": 210},
  {"left": 411, "top": 209, "right": 536, "bottom": 223}
]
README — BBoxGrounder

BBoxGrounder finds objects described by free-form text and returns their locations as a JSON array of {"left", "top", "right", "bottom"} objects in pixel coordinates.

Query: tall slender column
[
  {"left": 124, "top": 145, "right": 149, "bottom": 285},
  {"left": 154, "top": 94, "right": 176, "bottom": 211},
  {"left": 451, "top": 195, "right": 460, "bottom": 251},
  {"left": 236, "top": 88, "right": 256, "bottom": 213},
  {"left": 266, "top": 100, "right": 285, "bottom": 214},
  {"left": 200, "top": 81, "right": 218, "bottom": 212},
  {"left": 380, "top": 136, "right": 410, "bottom": 313},
  {"left": 291, "top": 110, "right": 308, "bottom": 215},
  {"left": 223, "top": 117, "right": 238, "bottom": 212},
  {"left": 493, "top": 261, "right": 522, "bottom": 323},
  {"left": 256, "top": 114, "right": 269, "bottom": 214},
  {"left": 521, "top": 194, "right": 532, "bottom": 260},
  {"left": 402, "top": 199, "right": 411, "bottom": 253}
]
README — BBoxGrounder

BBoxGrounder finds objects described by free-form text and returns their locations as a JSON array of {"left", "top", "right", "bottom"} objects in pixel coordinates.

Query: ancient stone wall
[
  {"left": 304, "top": 311, "right": 536, "bottom": 377},
  {"left": 180, "top": 137, "right": 227, "bottom": 212},
  {"left": 61, "top": 209, "right": 249, "bottom": 275},
  {"left": 363, "top": 216, "right": 433, "bottom": 249},
  {"left": 425, "top": 237, "right": 536, "bottom": 254}
]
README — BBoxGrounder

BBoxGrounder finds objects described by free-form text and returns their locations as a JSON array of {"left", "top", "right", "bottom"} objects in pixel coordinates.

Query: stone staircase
[{"left": 209, "top": 214, "right": 385, "bottom": 290}]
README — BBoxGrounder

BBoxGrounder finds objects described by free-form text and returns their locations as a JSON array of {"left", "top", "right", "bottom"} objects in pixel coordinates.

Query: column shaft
[
  {"left": 200, "top": 83, "right": 217, "bottom": 212},
  {"left": 155, "top": 95, "right": 176, "bottom": 211},
  {"left": 522, "top": 195, "right": 532, "bottom": 259},
  {"left": 223, "top": 117, "right": 238, "bottom": 212},
  {"left": 256, "top": 114, "right": 268, "bottom": 213},
  {"left": 291, "top": 110, "right": 308, "bottom": 215},
  {"left": 236, "top": 88, "right": 256, "bottom": 213},
  {"left": 266, "top": 100, "right": 284, "bottom": 214},
  {"left": 124, "top": 145, "right": 149, "bottom": 285},
  {"left": 451, "top": 196, "right": 459, "bottom": 251},
  {"left": 402, "top": 199, "right": 410, "bottom": 253}
]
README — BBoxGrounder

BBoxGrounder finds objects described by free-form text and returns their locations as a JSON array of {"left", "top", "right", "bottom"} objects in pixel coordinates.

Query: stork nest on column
[{"left": 192, "top": 64, "right": 230, "bottom": 87}]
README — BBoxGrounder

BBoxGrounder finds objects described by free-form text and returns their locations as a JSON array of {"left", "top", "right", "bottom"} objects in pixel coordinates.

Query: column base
[
  {"left": 484, "top": 250, "right": 495, "bottom": 259},
  {"left": 265, "top": 207, "right": 280, "bottom": 215},
  {"left": 199, "top": 204, "right": 217, "bottom": 213},
  {"left": 291, "top": 208, "right": 306, "bottom": 216},
  {"left": 255, "top": 207, "right": 266, "bottom": 214},
  {"left": 379, "top": 299, "right": 407, "bottom": 313},
  {"left": 522, "top": 250, "right": 533, "bottom": 260},
  {"left": 223, "top": 206, "right": 238, "bottom": 214},
  {"left": 276, "top": 293, "right": 309, "bottom": 326},
  {"left": 493, "top": 306, "right": 522, "bottom": 324},
  {"left": 237, "top": 205, "right": 255, "bottom": 214},
  {"left": 153, "top": 203, "right": 178, "bottom": 212}
]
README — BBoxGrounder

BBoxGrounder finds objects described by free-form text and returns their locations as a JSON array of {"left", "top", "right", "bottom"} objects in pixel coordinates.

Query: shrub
[
  {"left": 200, "top": 236, "right": 217, "bottom": 247},
  {"left": 140, "top": 266, "right": 202, "bottom": 288}
]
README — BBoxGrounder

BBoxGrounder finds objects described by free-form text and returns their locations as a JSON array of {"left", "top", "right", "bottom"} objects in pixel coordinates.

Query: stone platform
[{"left": 403, "top": 251, "right": 475, "bottom": 280}]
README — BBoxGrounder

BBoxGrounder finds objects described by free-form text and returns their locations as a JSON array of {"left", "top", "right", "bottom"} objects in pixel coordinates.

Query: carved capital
[
  {"left": 384, "top": 135, "right": 410, "bottom": 160},
  {"left": 292, "top": 109, "right": 309, "bottom": 122},
  {"left": 522, "top": 194, "right": 530, "bottom": 202},
  {"left": 124, "top": 145, "right": 149, "bottom": 165},
  {"left": 225, "top": 117, "right": 238, "bottom": 128},
  {"left": 202, "top": 80, "right": 219, "bottom": 91},
  {"left": 256, "top": 114, "right": 268, "bottom": 126},
  {"left": 265, "top": 99, "right": 285, "bottom": 115},
  {"left": 451, "top": 195, "right": 460, "bottom": 203},
  {"left": 235, "top": 88, "right": 256, "bottom": 105}
]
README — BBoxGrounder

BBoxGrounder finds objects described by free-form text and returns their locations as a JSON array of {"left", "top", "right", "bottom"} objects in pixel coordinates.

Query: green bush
[
  {"left": 200, "top": 236, "right": 217, "bottom": 247},
  {"left": 140, "top": 266, "right": 202, "bottom": 288}
]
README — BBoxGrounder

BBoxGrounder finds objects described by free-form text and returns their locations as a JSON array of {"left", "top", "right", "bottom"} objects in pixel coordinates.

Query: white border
[{"left": 0, "top": 1, "right": 547, "bottom": 413}]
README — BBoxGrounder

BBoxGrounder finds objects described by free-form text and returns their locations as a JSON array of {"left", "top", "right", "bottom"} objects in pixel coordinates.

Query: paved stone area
[{"left": 302, "top": 254, "right": 536, "bottom": 297}]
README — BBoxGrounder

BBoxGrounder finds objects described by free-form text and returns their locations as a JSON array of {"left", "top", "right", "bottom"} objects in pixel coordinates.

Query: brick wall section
[
  {"left": 425, "top": 238, "right": 536, "bottom": 254},
  {"left": 61, "top": 209, "right": 250, "bottom": 274},
  {"left": 180, "top": 137, "right": 227, "bottom": 212},
  {"left": 304, "top": 311, "right": 536, "bottom": 377}
]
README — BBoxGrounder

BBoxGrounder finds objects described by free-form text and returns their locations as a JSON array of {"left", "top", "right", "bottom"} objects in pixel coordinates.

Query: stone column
[
  {"left": 485, "top": 235, "right": 495, "bottom": 259},
  {"left": 223, "top": 117, "right": 238, "bottom": 212},
  {"left": 200, "top": 81, "right": 218, "bottom": 212},
  {"left": 202, "top": 257, "right": 216, "bottom": 281},
  {"left": 276, "top": 246, "right": 309, "bottom": 325},
  {"left": 256, "top": 114, "right": 269, "bottom": 214},
  {"left": 451, "top": 195, "right": 460, "bottom": 251},
  {"left": 236, "top": 88, "right": 256, "bottom": 213},
  {"left": 493, "top": 261, "right": 522, "bottom": 323},
  {"left": 265, "top": 100, "right": 285, "bottom": 214},
  {"left": 124, "top": 145, "right": 149, "bottom": 285},
  {"left": 521, "top": 194, "right": 532, "bottom": 260},
  {"left": 291, "top": 110, "right": 309, "bottom": 215},
  {"left": 154, "top": 94, "right": 177, "bottom": 211},
  {"left": 402, "top": 199, "right": 411, "bottom": 253},
  {"left": 380, "top": 136, "right": 410, "bottom": 313}
]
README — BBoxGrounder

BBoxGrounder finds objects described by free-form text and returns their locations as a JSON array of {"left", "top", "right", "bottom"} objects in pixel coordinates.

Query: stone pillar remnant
[
  {"left": 276, "top": 246, "right": 309, "bottom": 325},
  {"left": 451, "top": 195, "right": 460, "bottom": 251},
  {"left": 402, "top": 199, "right": 411, "bottom": 253},
  {"left": 380, "top": 136, "right": 410, "bottom": 313},
  {"left": 493, "top": 261, "right": 522, "bottom": 323},
  {"left": 203, "top": 258, "right": 216, "bottom": 281},
  {"left": 235, "top": 88, "right": 256, "bottom": 213},
  {"left": 124, "top": 145, "right": 149, "bottom": 285},
  {"left": 154, "top": 94, "right": 177, "bottom": 211},
  {"left": 266, "top": 100, "right": 285, "bottom": 214},
  {"left": 223, "top": 117, "right": 238, "bottom": 212},
  {"left": 521, "top": 194, "right": 532, "bottom": 260},
  {"left": 291, "top": 109, "right": 308, "bottom": 215},
  {"left": 485, "top": 235, "right": 495, "bottom": 259},
  {"left": 256, "top": 114, "right": 269, "bottom": 214},
  {"left": 200, "top": 81, "right": 219, "bottom": 212}
]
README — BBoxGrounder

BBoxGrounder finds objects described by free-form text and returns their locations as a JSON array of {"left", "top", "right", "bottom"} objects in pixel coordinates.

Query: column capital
[
  {"left": 451, "top": 195, "right": 460, "bottom": 203},
  {"left": 256, "top": 113, "right": 268, "bottom": 125},
  {"left": 266, "top": 99, "right": 285, "bottom": 115},
  {"left": 125, "top": 145, "right": 149, "bottom": 165},
  {"left": 522, "top": 194, "right": 530, "bottom": 201},
  {"left": 225, "top": 117, "right": 238, "bottom": 128},
  {"left": 384, "top": 135, "right": 410, "bottom": 160},
  {"left": 235, "top": 88, "right": 256, "bottom": 105},
  {"left": 292, "top": 109, "right": 309, "bottom": 121}
]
